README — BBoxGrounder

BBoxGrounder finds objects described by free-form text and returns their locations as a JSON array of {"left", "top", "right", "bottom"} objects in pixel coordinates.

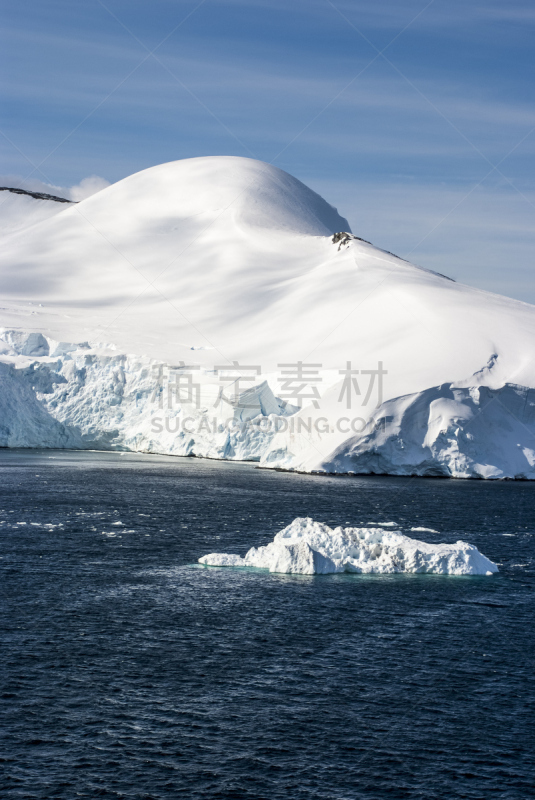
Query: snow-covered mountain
[{"left": 0, "top": 156, "right": 534, "bottom": 478}]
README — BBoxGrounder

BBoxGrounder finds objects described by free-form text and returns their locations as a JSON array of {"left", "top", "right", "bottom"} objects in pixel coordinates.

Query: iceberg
[{"left": 198, "top": 517, "right": 498, "bottom": 575}]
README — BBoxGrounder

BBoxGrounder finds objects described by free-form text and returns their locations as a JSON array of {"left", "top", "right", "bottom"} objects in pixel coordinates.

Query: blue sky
[{"left": 2, "top": 0, "right": 534, "bottom": 301}]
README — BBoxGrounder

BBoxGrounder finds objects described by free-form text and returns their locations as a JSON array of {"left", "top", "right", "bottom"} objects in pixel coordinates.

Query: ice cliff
[{"left": 1, "top": 328, "right": 534, "bottom": 479}]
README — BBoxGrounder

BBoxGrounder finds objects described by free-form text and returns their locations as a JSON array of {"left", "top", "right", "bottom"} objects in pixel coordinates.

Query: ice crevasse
[{"left": 198, "top": 518, "right": 499, "bottom": 575}]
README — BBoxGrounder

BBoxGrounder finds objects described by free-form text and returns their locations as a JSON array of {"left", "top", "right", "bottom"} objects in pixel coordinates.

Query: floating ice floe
[{"left": 198, "top": 517, "right": 498, "bottom": 576}]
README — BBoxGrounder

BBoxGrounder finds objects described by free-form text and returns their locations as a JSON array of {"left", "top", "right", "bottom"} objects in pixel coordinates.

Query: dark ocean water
[{"left": 1, "top": 450, "right": 534, "bottom": 800}]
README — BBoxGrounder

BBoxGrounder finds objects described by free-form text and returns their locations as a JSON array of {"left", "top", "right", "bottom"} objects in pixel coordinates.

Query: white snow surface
[
  {"left": 198, "top": 517, "right": 498, "bottom": 575},
  {"left": 0, "top": 175, "right": 109, "bottom": 237},
  {"left": 1, "top": 155, "right": 535, "bottom": 478},
  {"left": 0, "top": 191, "right": 68, "bottom": 238}
]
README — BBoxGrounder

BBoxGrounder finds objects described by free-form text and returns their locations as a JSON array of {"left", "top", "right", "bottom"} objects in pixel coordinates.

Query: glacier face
[
  {"left": 263, "top": 381, "right": 535, "bottom": 479},
  {"left": 198, "top": 517, "right": 499, "bottom": 575},
  {"left": 320, "top": 383, "right": 535, "bottom": 480},
  {"left": 1, "top": 156, "right": 535, "bottom": 478},
  {"left": 0, "top": 330, "right": 287, "bottom": 458},
  {"left": 1, "top": 328, "right": 534, "bottom": 480}
]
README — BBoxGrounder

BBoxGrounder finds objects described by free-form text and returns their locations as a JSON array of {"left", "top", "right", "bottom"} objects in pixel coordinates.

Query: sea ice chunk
[{"left": 198, "top": 517, "right": 498, "bottom": 576}]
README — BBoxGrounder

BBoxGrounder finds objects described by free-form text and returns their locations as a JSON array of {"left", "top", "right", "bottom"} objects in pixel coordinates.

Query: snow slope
[
  {"left": 198, "top": 517, "right": 499, "bottom": 575},
  {"left": 0, "top": 156, "right": 534, "bottom": 478},
  {"left": 0, "top": 188, "right": 72, "bottom": 238}
]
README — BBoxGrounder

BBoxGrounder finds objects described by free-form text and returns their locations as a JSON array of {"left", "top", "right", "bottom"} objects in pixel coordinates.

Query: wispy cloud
[{"left": 3, "top": 45, "right": 535, "bottom": 164}]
